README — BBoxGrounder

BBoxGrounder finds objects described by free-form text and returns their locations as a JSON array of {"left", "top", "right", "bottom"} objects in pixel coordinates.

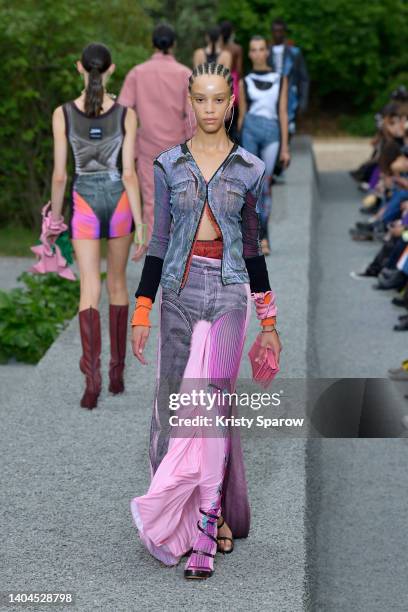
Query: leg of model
[
  {"left": 184, "top": 301, "right": 250, "bottom": 578},
  {"left": 106, "top": 233, "right": 133, "bottom": 394},
  {"left": 72, "top": 239, "right": 102, "bottom": 409},
  {"left": 241, "top": 116, "right": 260, "bottom": 157},
  {"left": 259, "top": 138, "right": 280, "bottom": 248}
]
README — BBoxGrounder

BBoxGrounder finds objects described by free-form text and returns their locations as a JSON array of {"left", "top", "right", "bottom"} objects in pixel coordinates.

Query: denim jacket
[{"left": 144, "top": 142, "right": 268, "bottom": 295}]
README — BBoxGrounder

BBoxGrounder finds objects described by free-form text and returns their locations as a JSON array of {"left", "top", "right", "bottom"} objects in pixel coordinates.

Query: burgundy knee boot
[
  {"left": 108, "top": 304, "right": 129, "bottom": 394},
  {"left": 78, "top": 306, "right": 102, "bottom": 409}
]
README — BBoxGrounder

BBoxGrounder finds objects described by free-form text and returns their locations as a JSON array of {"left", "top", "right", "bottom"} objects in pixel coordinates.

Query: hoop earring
[
  {"left": 223, "top": 104, "right": 232, "bottom": 124},
  {"left": 227, "top": 106, "right": 235, "bottom": 134}
]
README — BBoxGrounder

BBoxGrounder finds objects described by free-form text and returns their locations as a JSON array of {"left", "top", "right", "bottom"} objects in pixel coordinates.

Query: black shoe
[
  {"left": 356, "top": 221, "right": 374, "bottom": 231},
  {"left": 350, "top": 268, "right": 378, "bottom": 279},
  {"left": 216, "top": 516, "right": 234, "bottom": 555},
  {"left": 392, "top": 296, "right": 407, "bottom": 307},
  {"left": 377, "top": 270, "right": 406, "bottom": 290},
  {"left": 381, "top": 267, "right": 396, "bottom": 278},
  {"left": 394, "top": 319, "right": 408, "bottom": 331},
  {"left": 351, "top": 231, "right": 374, "bottom": 242}
]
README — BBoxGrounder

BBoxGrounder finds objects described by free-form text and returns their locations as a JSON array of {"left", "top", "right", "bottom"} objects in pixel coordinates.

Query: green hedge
[
  {"left": 0, "top": 272, "right": 80, "bottom": 364},
  {"left": 217, "top": 0, "right": 408, "bottom": 114},
  {"left": 1, "top": 0, "right": 407, "bottom": 224}
]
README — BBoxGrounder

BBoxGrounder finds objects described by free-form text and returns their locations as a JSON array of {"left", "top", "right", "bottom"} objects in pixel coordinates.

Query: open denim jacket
[{"left": 143, "top": 142, "right": 270, "bottom": 296}]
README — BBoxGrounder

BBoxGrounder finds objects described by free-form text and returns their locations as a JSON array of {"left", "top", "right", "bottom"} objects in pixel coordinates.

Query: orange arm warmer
[{"left": 131, "top": 296, "right": 153, "bottom": 327}]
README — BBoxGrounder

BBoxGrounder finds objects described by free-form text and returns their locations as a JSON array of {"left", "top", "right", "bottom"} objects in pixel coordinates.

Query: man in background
[
  {"left": 118, "top": 24, "right": 193, "bottom": 258},
  {"left": 267, "top": 17, "right": 309, "bottom": 136}
]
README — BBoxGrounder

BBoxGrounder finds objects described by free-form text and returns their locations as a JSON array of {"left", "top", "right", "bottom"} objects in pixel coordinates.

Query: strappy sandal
[
  {"left": 217, "top": 516, "right": 234, "bottom": 554},
  {"left": 184, "top": 508, "right": 219, "bottom": 580}
]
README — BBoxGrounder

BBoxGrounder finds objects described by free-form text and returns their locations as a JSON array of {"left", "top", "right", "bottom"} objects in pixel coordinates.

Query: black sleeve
[
  {"left": 134, "top": 255, "right": 164, "bottom": 303},
  {"left": 244, "top": 255, "right": 271, "bottom": 293},
  {"left": 134, "top": 159, "right": 171, "bottom": 303},
  {"left": 241, "top": 167, "right": 272, "bottom": 293}
]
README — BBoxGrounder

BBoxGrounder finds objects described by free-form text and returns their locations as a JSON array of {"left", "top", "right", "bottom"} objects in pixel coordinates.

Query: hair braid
[{"left": 188, "top": 63, "right": 233, "bottom": 96}]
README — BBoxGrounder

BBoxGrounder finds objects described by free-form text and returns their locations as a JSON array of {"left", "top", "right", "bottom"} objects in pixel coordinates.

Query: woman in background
[
  {"left": 219, "top": 20, "right": 243, "bottom": 140},
  {"left": 193, "top": 25, "right": 232, "bottom": 69},
  {"left": 50, "top": 42, "right": 144, "bottom": 409},
  {"left": 239, "top": 35, "right": 290, "bottom": 255}
]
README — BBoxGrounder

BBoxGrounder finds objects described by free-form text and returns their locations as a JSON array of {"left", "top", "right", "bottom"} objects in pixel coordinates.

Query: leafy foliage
[
  {"left": 1, "top": 0, "right": 407, "bottom": 220},
  {"left": 147, "top": 0, "right": 218, "bottom": 66},
  {"left": 217, "top": 0, "right": 408, "bottom": 113},
  {"left": 0, "top": 272, "right": 81, "bottom": 364}
]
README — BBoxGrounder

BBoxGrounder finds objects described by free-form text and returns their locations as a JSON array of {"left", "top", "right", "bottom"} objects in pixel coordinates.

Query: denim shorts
[{"left": 70, "top": 171, "right": 134, "bottom": 239}]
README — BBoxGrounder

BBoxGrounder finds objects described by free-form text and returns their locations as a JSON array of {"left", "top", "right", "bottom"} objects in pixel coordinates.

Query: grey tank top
[{"left": 63, "top": 101, "right": 127, "bottom": 175}]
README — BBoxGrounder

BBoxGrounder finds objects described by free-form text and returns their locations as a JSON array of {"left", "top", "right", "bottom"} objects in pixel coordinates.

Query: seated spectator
[
  {"left": 351, "top": 95, "right": 407, "bottom": 195},
  {"left": 350, "top": 108, "right": 406, "bottom": 241},
  {"left": 349, "top": 87, "right": 408, "bottom": 353}
]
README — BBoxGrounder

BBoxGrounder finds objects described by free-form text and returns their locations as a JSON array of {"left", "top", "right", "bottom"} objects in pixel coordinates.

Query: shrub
[{"left": 0, "top": 272, "right": 80, "bottom": 364}]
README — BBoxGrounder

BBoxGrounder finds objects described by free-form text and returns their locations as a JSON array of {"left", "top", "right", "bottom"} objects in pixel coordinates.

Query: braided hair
[{"left": 188, "top": 63, "right": 233, "bottom": 97}]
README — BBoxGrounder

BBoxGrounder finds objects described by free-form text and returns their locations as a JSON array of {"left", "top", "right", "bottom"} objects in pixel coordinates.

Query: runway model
[
  {"left": 130, "top": 62, "right": 282, "bottom": 579},
  {"left": 50, "top": 42, "right": 144, "bottom": 409},
  {"left": 193, "top": 25, "right": 232, "bottom": 69},
  {"left": 239, "top": 35, "right": 290, "bottom": 255}
]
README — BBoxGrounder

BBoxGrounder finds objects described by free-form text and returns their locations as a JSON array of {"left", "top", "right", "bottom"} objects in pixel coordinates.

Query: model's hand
[
  {"left": 131, "top": 325, "right": 150, "bottom": 364},
  {"left": 280, "top": 149, "right": 291, "bottom": 169},
  {"left": 131, "top": 243, "right": 147, "bottom": 263},
  {"left": 256, "top": 330, "right": 282, "bottom": 366}
]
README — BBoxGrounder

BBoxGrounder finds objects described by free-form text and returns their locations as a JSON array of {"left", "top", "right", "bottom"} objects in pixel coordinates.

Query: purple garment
[
  {"left": 369, "top": 165, "right": 380, "bottom": 189},
  {"left": 130, "top": 254, "right": 252, "bottom": 566}
]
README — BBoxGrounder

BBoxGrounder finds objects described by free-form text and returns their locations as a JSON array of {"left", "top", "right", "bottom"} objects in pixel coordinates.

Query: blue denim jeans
[
  {"left": 241, "top": 114, "right": 281, "bottom": 241},
  {"left": 383, "top": 189, "right": 408, "bottom": 225}
]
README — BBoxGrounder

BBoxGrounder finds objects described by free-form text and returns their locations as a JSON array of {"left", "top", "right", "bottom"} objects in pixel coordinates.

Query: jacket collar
[{"left": 177, "top": 141, "right": 254, "bottom": 167}]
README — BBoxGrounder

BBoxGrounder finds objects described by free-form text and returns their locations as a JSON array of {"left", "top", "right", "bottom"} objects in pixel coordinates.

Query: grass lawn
[{"left": 0, "top": 225, "right": 108, "bottom": 257}]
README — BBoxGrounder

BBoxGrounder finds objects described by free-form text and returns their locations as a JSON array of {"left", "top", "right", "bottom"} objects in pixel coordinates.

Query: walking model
[
  {"left": 238, "top": 36, "right": 290, "bottom": 255},
  {"left": 118, "top": 24, "right": 193, "bottom": 253},
  {"left": 130, "top": 62, "right": 282, "bottom": 580},
  {"left": 193, "top": 25, "right": 232, "bottom": 69},
  {"left": 219, "top": 20, "right": 243, "bottom": 139},
  {"left": 50, "top": 42, "right": 144, "bottom": 410}
]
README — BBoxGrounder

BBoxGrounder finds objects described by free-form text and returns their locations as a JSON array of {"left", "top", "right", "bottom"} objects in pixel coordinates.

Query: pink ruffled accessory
[
  {"left": 29, "top": 202, "right": 76, "bottom": 281},
  {"left": 250, "top": 290, "right": 278, "bottom": 320}
]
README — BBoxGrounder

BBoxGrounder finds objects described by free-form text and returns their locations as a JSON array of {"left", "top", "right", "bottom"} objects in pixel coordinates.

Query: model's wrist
[{"left": 261, "top": 325, "right": 276, "bottom": 332}]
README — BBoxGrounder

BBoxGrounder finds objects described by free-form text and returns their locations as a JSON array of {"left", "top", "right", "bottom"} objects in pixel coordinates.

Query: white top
[
  {"left": 244, "top": 71, "right": 281, "bottom": 121},
  {"left": 272, "top": 44, "right": 285, "bottom": 74}
]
